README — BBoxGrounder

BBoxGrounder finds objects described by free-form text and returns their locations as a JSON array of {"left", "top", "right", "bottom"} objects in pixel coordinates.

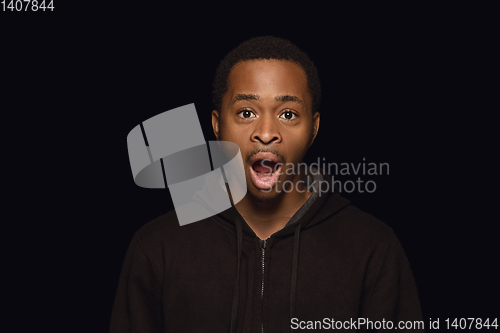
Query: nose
[{"left": 251, "top": 115, "right": 282, "bottom": 145}]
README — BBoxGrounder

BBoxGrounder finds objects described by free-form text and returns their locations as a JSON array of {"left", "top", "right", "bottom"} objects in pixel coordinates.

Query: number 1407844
[{"left": 2, "top": 0, "right": 54, "bottom": 11}]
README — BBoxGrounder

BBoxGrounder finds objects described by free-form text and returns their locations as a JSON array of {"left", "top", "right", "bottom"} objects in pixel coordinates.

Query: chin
[{"left": 246, "top": 186, "right": 285, "bottom": 205}]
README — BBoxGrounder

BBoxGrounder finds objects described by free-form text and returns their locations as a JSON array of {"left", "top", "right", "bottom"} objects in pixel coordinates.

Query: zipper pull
[{"left": 259, "top": 239, "right": 267, "bottom": 249}]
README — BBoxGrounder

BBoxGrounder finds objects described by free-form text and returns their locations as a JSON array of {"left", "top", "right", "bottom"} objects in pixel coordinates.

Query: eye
[
  {"left": 279, "top": 110, "right": 298, "bottom": 121},
  {"left": 237, "top": 109, "right": 256, "bottom": 119}
]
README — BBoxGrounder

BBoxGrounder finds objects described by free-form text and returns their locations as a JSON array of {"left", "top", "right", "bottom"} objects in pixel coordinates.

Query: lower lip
[{"left": 249, "top": 164, "right": 282, "bottom": 190}]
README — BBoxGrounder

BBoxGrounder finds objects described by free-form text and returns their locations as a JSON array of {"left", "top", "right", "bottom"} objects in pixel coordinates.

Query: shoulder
[
  {"left": 338, "top": 205, "right": 393, "bottom": 236},
  {"left": 129, "top": 210, "right": 183, "bottom": 263},
  {"left": 131, "top": 209, "right": 224, "bottom": 258},
  {"left": 135, "top": 209, "right": 181, "bottom": 241},
  {"left": 323, "top": 203, "right": 396, "bottom": 253},
  {"left": 319, "top": 203, "right": 413, "bottom": 279}
]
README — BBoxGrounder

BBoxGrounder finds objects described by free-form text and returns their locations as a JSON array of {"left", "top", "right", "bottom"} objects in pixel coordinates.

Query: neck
[{"left": 234, "top": 175, "right": 311, "bottom": 240}]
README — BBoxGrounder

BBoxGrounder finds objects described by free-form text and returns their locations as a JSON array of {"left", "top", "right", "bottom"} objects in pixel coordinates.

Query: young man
[{"left": 110, "top": 36, "right": 423, "bottom": 332}]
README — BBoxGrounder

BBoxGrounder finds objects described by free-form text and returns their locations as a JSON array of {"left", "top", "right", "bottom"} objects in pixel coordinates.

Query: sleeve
[
  {"left": 109, "top": 234, "right": 163, "bottom": 333},
  {"left": 361, "top": 232, "right": 424, "bottom": 332}
]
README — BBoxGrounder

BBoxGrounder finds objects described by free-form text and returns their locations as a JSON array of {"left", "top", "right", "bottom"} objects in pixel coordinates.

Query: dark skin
[{"left": 212, "top": 59, "right": 320, "bottom": 239}]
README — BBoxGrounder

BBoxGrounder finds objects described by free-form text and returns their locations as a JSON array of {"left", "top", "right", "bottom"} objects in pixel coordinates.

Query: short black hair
[{"left": 212, "top": 36, "right": 321, "bottom": 114}]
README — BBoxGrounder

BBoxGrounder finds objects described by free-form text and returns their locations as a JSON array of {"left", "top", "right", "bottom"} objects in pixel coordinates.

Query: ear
[
  {"left": 309, "top": 112, "right": 320, "bottom": 147},
  {"left": 212, "top": 110, "right": 220, "bottom": 140}
]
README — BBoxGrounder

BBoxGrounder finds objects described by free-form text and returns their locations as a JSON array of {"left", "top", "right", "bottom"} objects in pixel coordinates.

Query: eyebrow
[
  {"left": 275, "top": 95, "right": 304, "bottom": 105},
  {"left": 230, "top": 94, "right": 304, "bottom": 106},
  {"left": 231, "top": 94, "right": 260, "bottom": 105}
]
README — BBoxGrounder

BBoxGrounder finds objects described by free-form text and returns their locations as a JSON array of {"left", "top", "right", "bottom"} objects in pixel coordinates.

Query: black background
[{"left": 2, "top": 3, "right": 497, "bottom": 332}]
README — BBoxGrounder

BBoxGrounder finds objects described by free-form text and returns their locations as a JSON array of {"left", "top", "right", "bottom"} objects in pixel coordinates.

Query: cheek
[
  {"left": 285, "top": 130, "right": 312, "bottom": 159},
  {"left": 219, "top": 120, "right": 242, "bottom": 142},
  {"left": 293, "top": 125, "right": 313, "bottom": 144}
]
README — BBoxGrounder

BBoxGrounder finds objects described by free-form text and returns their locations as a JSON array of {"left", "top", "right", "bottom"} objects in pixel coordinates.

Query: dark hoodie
[{"left": 110, "top": 171, "right": 423, "bottom": 332}]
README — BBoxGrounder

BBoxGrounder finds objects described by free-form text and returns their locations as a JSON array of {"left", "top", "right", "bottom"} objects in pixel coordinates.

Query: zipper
[{"left": 259, "top": 239, "right": 267, "bottom": 333}]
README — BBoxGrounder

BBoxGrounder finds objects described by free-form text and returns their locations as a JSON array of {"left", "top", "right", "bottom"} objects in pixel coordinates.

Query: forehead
[{"left": 224, "top": 59, "right": 311, "bottom": 109}]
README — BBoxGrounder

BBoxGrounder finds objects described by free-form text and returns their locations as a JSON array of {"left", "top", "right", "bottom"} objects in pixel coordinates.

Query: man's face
[{"left": 212, "top": 59, "right": 320, "bottom": 202}]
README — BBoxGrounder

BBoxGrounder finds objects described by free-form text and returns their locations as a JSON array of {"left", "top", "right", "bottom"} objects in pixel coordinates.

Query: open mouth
[{"left": 249, "top": 159, "right": 282, "bottom": 190}]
